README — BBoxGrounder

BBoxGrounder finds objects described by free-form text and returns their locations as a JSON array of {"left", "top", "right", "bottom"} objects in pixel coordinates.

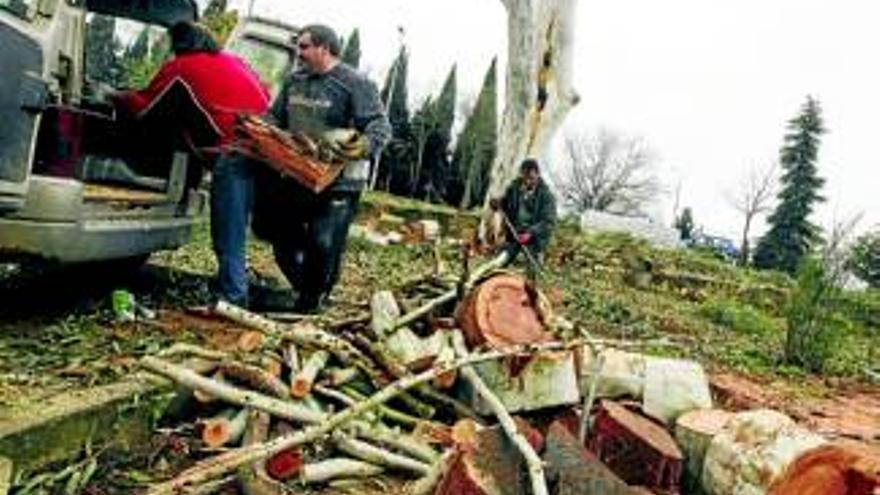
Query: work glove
[
  {"left": 322, "top": 128, "right": 369, "bottom": 161},
  {"left": 517, "top": 232, "right": 532, "bottom": 245}
]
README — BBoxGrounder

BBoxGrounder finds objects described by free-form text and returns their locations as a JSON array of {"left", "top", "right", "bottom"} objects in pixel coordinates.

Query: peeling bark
[{"left": 488, "top": 0, "right": 580, "bottom": 200}]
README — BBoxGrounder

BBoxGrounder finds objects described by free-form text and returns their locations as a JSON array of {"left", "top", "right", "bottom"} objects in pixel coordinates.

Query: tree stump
[
  {"left": 589, "top": 400, "right": 684, "bottom": 494},
  {"left": 768, "top": 442, "right": 880, "bottom": 495},
  {"left": 543, "top": 420, "right": 643, "bottom": 495},
  {"left": 434, "top": 418, "right": 542, "bottom": 495},
  {"left": 456, "top": 273, "right": 554, "bottom": 349}
]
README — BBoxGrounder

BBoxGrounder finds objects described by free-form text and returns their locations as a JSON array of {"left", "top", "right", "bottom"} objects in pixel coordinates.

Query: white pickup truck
[{"left": 0, "top": 0, "right": 297, "bottom": 266}]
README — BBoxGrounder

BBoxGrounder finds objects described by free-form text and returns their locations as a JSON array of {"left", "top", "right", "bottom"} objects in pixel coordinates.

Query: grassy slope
[
  {"left": 1, "top": 192, "right": 877, "bottom": 410},
  {"left": 544, "top": 223, "right": 877, "bottom": 379},
  {"left": 352, "top": 194, "right": 878, "bottom": 381}
]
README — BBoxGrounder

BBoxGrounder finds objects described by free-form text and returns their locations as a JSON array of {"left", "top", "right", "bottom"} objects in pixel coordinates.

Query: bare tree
[
  {"left": 726, "top": 162, "right": 777, "bottom": 265},
  {"left": 550, "top": 129, "right": 661, "bottom": 215},
  {"left": 485, "top": 0, "right": 580, "bottom": 202}
]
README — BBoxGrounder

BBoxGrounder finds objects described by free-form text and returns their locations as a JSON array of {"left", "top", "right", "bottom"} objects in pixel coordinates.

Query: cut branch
[
  {"left": 290, "top": 350, "right": 330, "bottom": 398},
  {"left": 201, "top": 408, "right": 249, "bottom": 448},
  {"left": 299, "top": 458, "right": 384, "bottom": 484},
  {"left": 451, "top": 331, "right": 548, "bottom": 495},
  {"left": 333, "top": 432, "right": 431, "bottom": 475},
  {"left": 349, "top": 422, "right": 440, "bottom": 464},
  {"left": 220, "top": 362, "right": 289, "bottom": 399},
  {"left": 141, "top": 356, "right": 325, "bottom": 424},
  {"left": 143, "top": 339, "right": 582, "bottom": 495},
  {"left": 237, "top": 410, "right": 296, "bottom": 495},
  {"left": 214, "top": 301, "right": 387, "bottom": 385},
  {"left": 392, "top": 252, "right": 509, "bottom": 331}
]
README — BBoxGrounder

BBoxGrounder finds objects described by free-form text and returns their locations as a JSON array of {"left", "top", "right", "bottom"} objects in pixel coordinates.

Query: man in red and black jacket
[{"left": 115, "top": 21, "right": 271, "bottom": 308}]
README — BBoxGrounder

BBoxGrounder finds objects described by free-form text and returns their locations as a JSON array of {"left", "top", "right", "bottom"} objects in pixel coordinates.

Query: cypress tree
[
  {"left": 202, "top": 0, "right": 227, "bottom": 17},
  {"left": 121, "top": 27, "right": 171, "bottom": 88},
  {"left": 754, "top": 97, "right": 826, "bottom": 274},
  {"left": 451, "top": 58, "right": 497, "bottom": 208},
  {"left": 85, "top": 15, "right": 121, "bottom": 86},
  {"left": 341, "top": 28, "right": 361, "bottom": 68},
  {"left": 405, "top": 97, "right": 434, "bottom": 197},
  {"left": 124, "top": 27, "right": 150, "bottom": 62},
  {"left": 377, "top": 47, "right": 412, "bottom": 193},
  {"left": 417, "top": 65, "right": 457, "bottom": 200}
]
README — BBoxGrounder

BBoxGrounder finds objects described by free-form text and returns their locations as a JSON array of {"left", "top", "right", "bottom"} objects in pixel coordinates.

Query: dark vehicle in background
[{"left": 0, "top": 0, "right": 208, "bottom": 266}]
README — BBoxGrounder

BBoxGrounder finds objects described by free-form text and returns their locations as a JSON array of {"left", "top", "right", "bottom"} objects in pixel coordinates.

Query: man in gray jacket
[{"left": 254, "top": 24, "right": 391, "bottom": 312}]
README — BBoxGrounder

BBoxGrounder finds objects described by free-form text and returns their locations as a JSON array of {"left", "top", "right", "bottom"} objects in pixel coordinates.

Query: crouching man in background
[{"left": 491, "top": 158, "right": 557, "bottom": 279}]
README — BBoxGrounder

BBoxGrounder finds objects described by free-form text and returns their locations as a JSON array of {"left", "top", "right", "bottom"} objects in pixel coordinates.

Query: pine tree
[
  {"left": 753, "top": 97, "right": 826, "bottom": 274},
  {"left": 377, "top": 47, "right": 412, "bottom": 193},
  {"left": 451, "top": 58, "right": 498, "bottom": 208},
  {"left": 341, "top": 28, "right": 361, "bottom": 68}
]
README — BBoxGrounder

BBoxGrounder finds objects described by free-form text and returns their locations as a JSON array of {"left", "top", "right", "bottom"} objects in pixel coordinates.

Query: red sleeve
[{"left": 115, "top": 58, "right": 185, "bottom": 115}]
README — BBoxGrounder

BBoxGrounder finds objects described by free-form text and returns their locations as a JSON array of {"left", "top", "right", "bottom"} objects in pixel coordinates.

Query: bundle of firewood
[{"left": 232, "top": 115, "right": 345, "bottom": 193}]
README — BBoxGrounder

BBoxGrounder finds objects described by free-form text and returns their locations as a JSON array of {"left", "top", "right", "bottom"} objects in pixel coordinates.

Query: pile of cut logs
[{"left": 138, "top": 254, "right": 880, "bottom": 495}]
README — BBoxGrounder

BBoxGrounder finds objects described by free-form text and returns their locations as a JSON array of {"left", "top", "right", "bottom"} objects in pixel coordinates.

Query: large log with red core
[
  {"left": 542, "top": 420, "right": 646, "bottom": 495},
  {"left": 456, "top": 273, "right": 554, "bottom": 349},
  {"left": 768, "top": 442, "right": 880, "bottom": 495},
  {"left": 434, "top": 418, "right": 543, "bottom": 495},
  {"left": 455, "top": 273, "right": 580, "bottom": 414},
  {"left": 589, "top": 400, "right": 684, "bottom": 495}
]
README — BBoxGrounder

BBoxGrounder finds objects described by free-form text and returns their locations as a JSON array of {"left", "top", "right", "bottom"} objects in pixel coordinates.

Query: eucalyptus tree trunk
[{"left": 486, "top": 0, "right": 580, "bottom": 201}]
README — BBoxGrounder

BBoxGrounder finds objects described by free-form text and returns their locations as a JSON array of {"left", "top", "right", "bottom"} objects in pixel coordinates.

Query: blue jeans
[{"left": 211, "top": 154, "right": 254, "bottom": 306}]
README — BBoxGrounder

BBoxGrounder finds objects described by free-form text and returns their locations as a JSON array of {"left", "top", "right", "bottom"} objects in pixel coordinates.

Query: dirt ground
[{"left": 711, "top": 372, "right": 880, "bottom": 443}]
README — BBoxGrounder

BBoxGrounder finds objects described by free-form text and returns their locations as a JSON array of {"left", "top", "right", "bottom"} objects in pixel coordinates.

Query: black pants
[{"left": 254, "top": 171, "right": 360, "bottom": 310}]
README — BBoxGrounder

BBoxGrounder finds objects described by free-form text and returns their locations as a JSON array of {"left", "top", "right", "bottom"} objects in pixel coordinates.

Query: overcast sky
[{"left": 229, "top": 0, "right": 879, "bottom": 240}]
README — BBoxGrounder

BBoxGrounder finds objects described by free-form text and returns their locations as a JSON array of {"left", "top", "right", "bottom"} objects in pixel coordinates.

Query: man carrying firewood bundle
[
  {"left": 252, "top": 24, "right": 391, "bottom": 313},
  {"left": 490, "top": 158, "right": 557, "bottom": 279}
]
